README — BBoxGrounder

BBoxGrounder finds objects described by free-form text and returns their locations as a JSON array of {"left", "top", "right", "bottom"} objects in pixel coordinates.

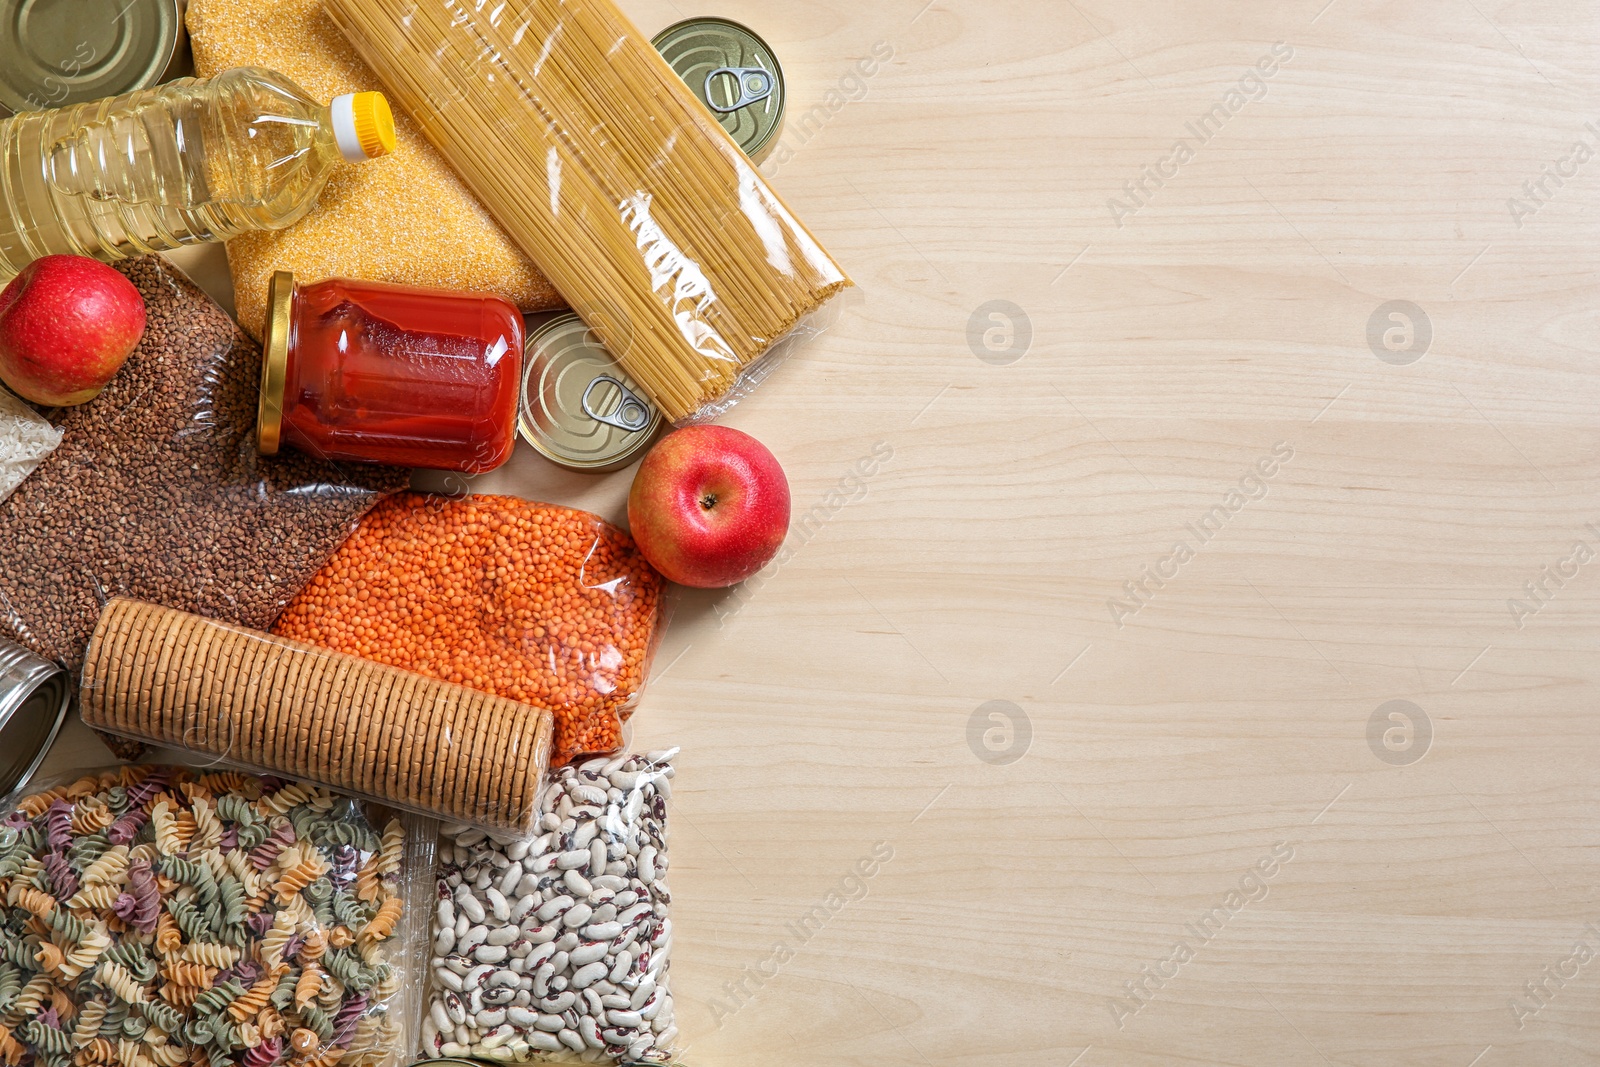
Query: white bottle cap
[{"left": 330, "top": 94, "right": 367, "bottom": 163}]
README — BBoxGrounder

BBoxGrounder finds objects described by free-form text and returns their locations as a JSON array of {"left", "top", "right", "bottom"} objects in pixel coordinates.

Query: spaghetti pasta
[{"left": 324, "top": 0, "right": 851, "bottom": 422}]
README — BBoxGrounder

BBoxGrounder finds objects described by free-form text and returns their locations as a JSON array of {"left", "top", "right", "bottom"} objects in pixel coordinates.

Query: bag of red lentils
[{"left": 273, "top": 492, "right": 666, "bottom": 766}]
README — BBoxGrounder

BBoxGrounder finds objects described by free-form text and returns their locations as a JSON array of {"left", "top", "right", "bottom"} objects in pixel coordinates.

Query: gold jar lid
[{"left": 256, "top": 270, "right": 295, "bottom": 457}]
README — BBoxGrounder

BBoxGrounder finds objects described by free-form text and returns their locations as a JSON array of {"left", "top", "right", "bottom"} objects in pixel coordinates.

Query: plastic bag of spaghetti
[
  {"left": 0, "top": 387, "right": 60, "bottom": 505},
  {"left": 0, "top": 765, "right": 436, "bottom": 1067},
  {"left": 422, "top": 752, "right": 677, "bottom": 1063},
  {"left": 324, "top": 0, "right": 851, "bottom": 424}
]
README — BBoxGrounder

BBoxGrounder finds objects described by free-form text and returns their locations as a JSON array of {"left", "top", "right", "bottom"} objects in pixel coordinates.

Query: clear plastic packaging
[
  {"left": 0, "top": 255, "right": 409, "bottom": 678},
  {"left": 0, "top": 68, "right": 392, "bottom": 279},
  {"left": 273, "top": 493, "right": 664, "bottom": 767},
  {"left": 682, "top": 285, "right": 858, "bottom": 425},
  {"left": 0, "top": 387, "right": 60, "bottom": 504},
  {"left": 422, "top": 752, "right": 678, "bottom": 1064},
  {"left": 324, "top": 0, "right": 852, "bottom": 423},
  {"left": 79, "top": 599, "right": 553, "bottom": 834},
  {"left": 0, "top": 764, "right": 437, "bottom": 1067}
]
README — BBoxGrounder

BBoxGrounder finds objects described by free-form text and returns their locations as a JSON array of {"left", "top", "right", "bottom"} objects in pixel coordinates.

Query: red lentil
[{"left": 273, "top": 492, "right": 663, "bottom": 764}]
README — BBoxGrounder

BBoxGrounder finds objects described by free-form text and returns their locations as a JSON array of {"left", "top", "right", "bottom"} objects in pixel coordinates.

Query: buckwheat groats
[
  {"left": 0, "top": 257, "right": 407, "bottom": 676},
  {"left": 273, "top": 494, "right": 664, "bottom": 766},
  {"left": 0, "top": 765, "right": 408, "bottom": 1067},
  {"left": 79, "top": 600, "right": 553, "bottom": 833}
]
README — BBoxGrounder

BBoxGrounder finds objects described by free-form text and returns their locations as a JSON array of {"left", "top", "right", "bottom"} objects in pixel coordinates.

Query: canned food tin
[
  {"left": 520, "top": 313, "right": 662, "bottom": 472},
  {"left": 0, "top": 638, "right": 69, "bottom": 798},
  {"left": 653, "top": 17, "right": 784, "bottom": 161},
  {"left": 0, "top": 0, "right": 183, "bottom": 116}
]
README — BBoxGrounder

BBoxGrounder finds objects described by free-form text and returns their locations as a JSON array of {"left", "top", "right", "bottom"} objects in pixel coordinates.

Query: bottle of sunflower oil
[{"left": 0, "top": 66, "right": 394, "bottom": 279}]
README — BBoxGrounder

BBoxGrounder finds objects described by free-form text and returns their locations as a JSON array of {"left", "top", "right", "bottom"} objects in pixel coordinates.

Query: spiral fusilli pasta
[
  {"left": 96, "top": 961, "right": 146, "bottom": 1006},
  {"left": 68, "top": 799, "right": 112, "bottom": 838},
  {"left": 254, "top": 786, "right": 313, "bottom": 819},
  {"left": 57, "top": 929, "right": 110, "bottom": 981},
  {"left": 80, "top": 847, "right": 128, "bottom": 888},
  {"left": 177, "top": 943, "right": 237, "bottom": 968},
  {"left": 292, "top": 967, "right": 322, "bottom": 1011},
  {"left": 70, "top": 999, "right": 107, "bottom": 1048},
  {"left": 150, "top": 803, "right": 184, "bottom": 858},
  {"left": 64, "top": 885, "right": 118, "bottom": 911},
  {"left": 187, "top": 801, "right": 221, "bottom": 855},
  {"left": 270, "top": 854, "right": 326, "bottom": 905},
  {"left": 0, "top": 770, "right": 405, "bottom": 1067},
  {"left": 356, "top": 899, "right": 400, "bottom": 948}
]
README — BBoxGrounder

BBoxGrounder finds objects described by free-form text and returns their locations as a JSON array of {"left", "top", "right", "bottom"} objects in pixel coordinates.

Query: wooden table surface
[{"left": 39, "top": 0, "right": 1600, "bottom": 1063}]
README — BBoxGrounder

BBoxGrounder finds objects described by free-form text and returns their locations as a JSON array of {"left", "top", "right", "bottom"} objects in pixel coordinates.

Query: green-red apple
[
  {"left": 0, "top": 255, "right": 146, "bottom": 406},
  {"left": 627, "top": 425, "right": 791, "bottom": 588}
]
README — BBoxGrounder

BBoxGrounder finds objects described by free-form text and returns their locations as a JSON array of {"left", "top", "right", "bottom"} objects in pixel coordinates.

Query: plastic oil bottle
[{"left": 0, "top": 66, "right": 394, "bottom": 279}]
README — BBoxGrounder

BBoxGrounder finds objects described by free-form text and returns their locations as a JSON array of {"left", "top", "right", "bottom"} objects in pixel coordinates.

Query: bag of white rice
[{"left": 0, "top": 387, "right": 60, "bottom": 503}]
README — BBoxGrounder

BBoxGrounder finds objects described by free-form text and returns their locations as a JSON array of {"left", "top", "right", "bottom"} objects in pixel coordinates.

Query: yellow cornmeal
[{"left": 187, "top": 0, "right": 563, "bottom": 339}]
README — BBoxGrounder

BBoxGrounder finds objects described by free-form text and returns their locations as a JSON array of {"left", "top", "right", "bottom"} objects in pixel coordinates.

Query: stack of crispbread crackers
[{"left": 79, "top": 598, "right": 552, "bottom": 831}]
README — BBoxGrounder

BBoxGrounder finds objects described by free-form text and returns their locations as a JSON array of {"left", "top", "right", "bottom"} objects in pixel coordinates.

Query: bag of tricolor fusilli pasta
[{"left": 0, "top": 765, "right": 434, "bottom": 1067}]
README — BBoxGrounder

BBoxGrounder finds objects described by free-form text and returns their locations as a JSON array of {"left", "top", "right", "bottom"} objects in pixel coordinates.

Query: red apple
[
  {"left": 0, "top": 255, "right": 146, "bottom": 406},
  {"left": 627, "top": 425, "right": 791, "bottom": 588}
]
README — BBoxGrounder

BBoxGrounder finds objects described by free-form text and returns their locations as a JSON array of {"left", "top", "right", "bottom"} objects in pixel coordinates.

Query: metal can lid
[
  {"left": 0, "top": 0, "right": 181, "bottom": 116},
  {"left": 520, "top": 312, "right": 662, "bottom": 472},
  {"left": 0, "top": 639, "right": 69, "bottom": 800},
  {"left": 653, "top": 17, "right": 784, "bottom": 162}
]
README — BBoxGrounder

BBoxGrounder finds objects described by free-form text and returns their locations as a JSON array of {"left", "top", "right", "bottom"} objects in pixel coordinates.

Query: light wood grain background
[{"left": 39, "top": 0, "right": 1600, "bottom": 1063}]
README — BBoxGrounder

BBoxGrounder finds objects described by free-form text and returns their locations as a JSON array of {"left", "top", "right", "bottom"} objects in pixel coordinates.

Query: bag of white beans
[{"left": 424, "top": 753, "right": 676, "bottom": 1063}]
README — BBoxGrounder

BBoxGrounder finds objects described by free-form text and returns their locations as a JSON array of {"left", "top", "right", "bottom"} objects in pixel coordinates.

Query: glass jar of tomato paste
[{"left": 256, "top": 271, "right": 523, "bottom": 473}]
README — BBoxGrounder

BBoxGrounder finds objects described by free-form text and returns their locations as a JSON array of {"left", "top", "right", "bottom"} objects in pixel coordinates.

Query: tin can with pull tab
[
  {"left": 0, "top": 638, "right": 70, "bottom": 797},
  {"left": 653, "top": 17, "right": 785, "bottom": 161},
  {"left": 519, "top": 312, "right": 663, "bottom": 472},
  {"left": 0, "top": 0, "right": 183, "bottom": 117}
]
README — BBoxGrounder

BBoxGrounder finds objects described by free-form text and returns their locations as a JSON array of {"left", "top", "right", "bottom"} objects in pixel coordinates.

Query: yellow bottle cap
[{"left": 350, "top": 91, "right": 396, "bottom": 158}]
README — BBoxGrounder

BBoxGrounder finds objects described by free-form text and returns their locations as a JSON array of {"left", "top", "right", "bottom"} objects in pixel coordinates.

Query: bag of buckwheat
[
  {"left": 0, "top": 256, "right": 408, "bottom": 680},
  {"left": 423, "top": 753, "right": 677, "bottom": 1063}
]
